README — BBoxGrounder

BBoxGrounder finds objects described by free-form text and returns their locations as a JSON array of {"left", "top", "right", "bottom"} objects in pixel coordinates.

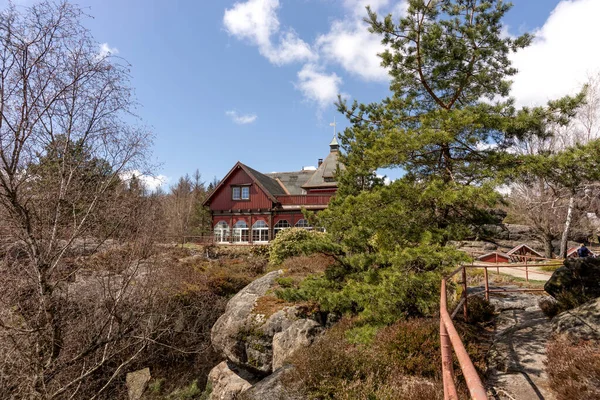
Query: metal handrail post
[
  {"left": 484, "top": 266, "right": 489, "bottom": 301},
  {"left": 440, "top": 280, "right": 459, "bottom": 400},
  {"left": 462, "top": 265, "right": 468, "bottom": 321}
]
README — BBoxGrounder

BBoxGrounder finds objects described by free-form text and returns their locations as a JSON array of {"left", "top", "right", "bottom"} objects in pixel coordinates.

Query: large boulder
[
  {"left": 272, "top": 319, "right": 323, "bottom": 371},
  {"left": 544, "top": 257, "right": 600, "bottom": 301},
  {"left": 207, "top": 361, "right": 258, "bottom": 400},
  {"left": 211, "top": 270, "right": 323, "bottom": 375},
  {"left": 552, "top": 296, "right": 600, "bottom": 340},
  {"left": 125, "top": 368, "right": 151, "bottom": 400},
  {"left": 241, "top": 365, "right": 304, "bottom": 400},
  {"left": 211, "top": 270, "right": 282, "bottom": 370},
  {"left": 241, "top": 306, "right": 303, "bottom": 374}
]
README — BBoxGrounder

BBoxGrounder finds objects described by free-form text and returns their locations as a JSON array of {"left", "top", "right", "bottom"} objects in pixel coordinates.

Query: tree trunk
[
  {"left": 543, "top": 234, "right": 554, "bottom": 259},
  {"left": 560, "top": 195, "right": 575, "bottom": 258}
]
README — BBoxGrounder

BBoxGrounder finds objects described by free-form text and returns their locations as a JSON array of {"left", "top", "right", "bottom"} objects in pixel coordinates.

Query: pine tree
[
  {"left": 289, "top": 0, "right": 598, "bottom": 323},
  {"left": 322, "top": 0, "right": 584, "bottom": 255}
]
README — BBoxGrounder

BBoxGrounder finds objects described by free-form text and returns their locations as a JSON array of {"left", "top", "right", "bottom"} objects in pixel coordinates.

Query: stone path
[{"left": 486, "top": 290, "right": 556, "bottom": 400}]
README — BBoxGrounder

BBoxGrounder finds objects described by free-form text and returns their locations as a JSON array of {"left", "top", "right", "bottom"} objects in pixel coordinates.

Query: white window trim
[
  {"left": 214, "top": 222, "right": 230, "bottom": 243},
  {"left": 233, "top": 221, "right": 249, "bottom": 243},
  {"left": 252, "top": 220, "right": 269, "bottom": 243}
]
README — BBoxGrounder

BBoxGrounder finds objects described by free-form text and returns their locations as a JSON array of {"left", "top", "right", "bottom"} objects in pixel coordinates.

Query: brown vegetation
[
  {"left": 546, "top": 335, "right": 600, "bottom": 400},
  {"left": 283, "top": 316, "right": 490, "bottom": 400}
]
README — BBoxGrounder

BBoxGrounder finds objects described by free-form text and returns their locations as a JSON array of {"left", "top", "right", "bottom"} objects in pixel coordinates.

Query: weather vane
[{"left": 329, "top": 116, "right": 337, "bottom": 138}]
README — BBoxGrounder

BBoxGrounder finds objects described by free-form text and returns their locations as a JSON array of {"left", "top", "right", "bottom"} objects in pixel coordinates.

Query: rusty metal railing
[{"left": 440, "top": 260, "right": 561, "bottom": 399}]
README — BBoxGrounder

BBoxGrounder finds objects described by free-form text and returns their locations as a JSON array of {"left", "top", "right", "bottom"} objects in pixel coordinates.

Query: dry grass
[
  {"left": 275, "top": 253, "right": 334, "bottom": 277},
  {"left": 283, "top": 317, "right": 488, "bottom": 399},
  {"left": 546, "top": 335, "right": 600, "bottom": 400},
  {"left": 253, "top": 295, "right": 295, "bottom": 318}
]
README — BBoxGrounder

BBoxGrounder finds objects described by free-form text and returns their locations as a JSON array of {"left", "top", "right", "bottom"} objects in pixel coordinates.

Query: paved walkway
[
  {"left": 495, "top": 266, "right": 553, "bottom": 282},
  {"left": 486, "top": 290, "right": 555, "bottom": 400}
]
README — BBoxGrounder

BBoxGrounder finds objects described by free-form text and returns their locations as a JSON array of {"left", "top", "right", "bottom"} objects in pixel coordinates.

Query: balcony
[{"left": 276, "top": 194, "right": 333, "bottom": 207}]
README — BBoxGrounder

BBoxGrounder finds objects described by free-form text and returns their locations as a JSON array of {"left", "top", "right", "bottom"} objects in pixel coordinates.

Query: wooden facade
[
  {"left": 203, "top": 139, "right": 341, "bottom": 244},
  {"left": 476, "top": 252, "right": 511, "bottom": 263},
  {"left": 506, "top": 244, "right": 544, "bottom": 262}
]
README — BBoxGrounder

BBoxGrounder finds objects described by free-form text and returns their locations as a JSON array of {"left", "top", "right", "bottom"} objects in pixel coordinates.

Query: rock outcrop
[
  {"left": 211, "top": 270, "right": 283, "bottom": 373},
  {"left": 552, "top": 296, "right": 600, "bottom": 340},
  {"left": 544, "top": 257, "right": 600, "bottom": 301},
  {"left": 208, "top": 270, "right": 324, "bottom": 399},
  {"left": 272, "top": 319, "right": 322, "bottom": 371},
  {"left": 125, "top": 368, "right": 151, "bottom": 400},
  {"left": 242, "top": 366, "right": 304, "bottom": 400},
  {"left": 207, "top": 361, "right": 257, "bottom": 400}
]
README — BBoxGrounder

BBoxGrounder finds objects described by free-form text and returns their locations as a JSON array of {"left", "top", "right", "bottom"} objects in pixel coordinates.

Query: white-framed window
[
  {"left": 252, "top": 220, "right": 269, "bottom": 242},
  {"left": 214, "top": 221, "right": 230, "bottom": 243},
  {"left": 233, "top": 220, "right": 249, "bottom": 242},
  {"left": 273, "top": 220, "right": 290, "bottom": 237},
  {"left": 295, "top": 219, "right": 311, "bottom": 229},
  {"left": 232, "top": 185, "right": 250, "bottom": 200},
  {"left": 241, "top": 186, "right": 250, "bottom": 199}
]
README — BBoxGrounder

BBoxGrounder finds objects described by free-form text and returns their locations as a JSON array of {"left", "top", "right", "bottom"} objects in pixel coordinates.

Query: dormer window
[{"left": 232, "top": 185, "right": 250, "bottom": 200}]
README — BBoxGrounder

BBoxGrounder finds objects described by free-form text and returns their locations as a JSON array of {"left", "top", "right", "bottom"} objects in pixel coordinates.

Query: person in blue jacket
[{"left": 577, "top": 243, "right": 591, "bottom": 258}]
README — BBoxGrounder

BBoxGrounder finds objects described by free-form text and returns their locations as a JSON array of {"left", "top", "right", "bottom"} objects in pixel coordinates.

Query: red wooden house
[
  {"left": 203, "top": 138, "right": 342, "bottom": 244},
  {"left": 476, "top": 252, "right": 511, "bottom": 263},
  {"left": 506, "top": 244, "right": 544, "bottom": 262}
]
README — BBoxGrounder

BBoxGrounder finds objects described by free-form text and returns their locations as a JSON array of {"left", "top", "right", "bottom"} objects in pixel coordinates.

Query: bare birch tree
[
  {"left": 0, "top": 2, "right": 164, "bottom": 397},
  {"left": 508, "top": 73, "right": 600, "bottom": 257}
]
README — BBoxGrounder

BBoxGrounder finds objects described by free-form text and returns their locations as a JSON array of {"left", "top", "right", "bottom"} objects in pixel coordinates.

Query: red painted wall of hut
[{"left": 477, "top": 252, "right": 510, "bottom": 263}]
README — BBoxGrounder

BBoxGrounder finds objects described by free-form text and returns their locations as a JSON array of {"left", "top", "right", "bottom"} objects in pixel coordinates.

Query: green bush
[
  {"left": 276, "top": 248, "right": 458, "bottom": 325},
  {"left": 275, "top": 276, "right": 295, "bottom": 288},
  {"left": 269, "top": 228, "right": 341, "bottom": 266}
]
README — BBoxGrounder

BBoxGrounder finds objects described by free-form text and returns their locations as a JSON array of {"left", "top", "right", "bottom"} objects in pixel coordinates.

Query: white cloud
[
  {"left": 376, "top": 173, "right": 392, "bottom": 185},
  {"left": 225, "top": 110, "right": 258, "bottom": 124},
  {"left": 314, "top": 0, "right": 407, "bottom": 82},
  {"left": 316, "top": 19, "right": 389, "bottom": 82},
  {"left": 223, "top": 0, "right": 315, "bottom": 65},
  {"left": 98, "top": 42, "right": 118, "bottom": 58},
  {"left": 510, "top": 0, "right": 600, "bottom": 107},
  {"left": 343, "top": 0, "right": 391, "bottom": 15},
  {"left": 295, "top": 64, "right": 343, "bottom": 108},
  {"left": 120, "top": 170, "right": 168, "bottom": 192}
]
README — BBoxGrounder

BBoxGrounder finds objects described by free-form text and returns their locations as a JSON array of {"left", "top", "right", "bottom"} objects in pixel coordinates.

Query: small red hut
[
  {"left": 476, "top": 252, "right": 511, "bottom": 263},
  {"left": 506, "top": 244, "right": 544, "bottom": 262}
]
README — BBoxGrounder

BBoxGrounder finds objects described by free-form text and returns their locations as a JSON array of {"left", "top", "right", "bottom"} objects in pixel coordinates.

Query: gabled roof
[
  {"left": 476, "top": 251, "right": 511, "bottom": 261},
  {"left": 302, "top": 145, "right": 343, "bottom": 189},
  {"left": 506, "top": 244, "right": 544, "bottom": 258},
  {"left": 242, "top": 164, "right": 287, "bottom": 197},
  {"left": 202, "top": 162, "right": 285, "bottom": 206},
  {"left": 266, "top": 170, "right": 315, "bottom": 195}
]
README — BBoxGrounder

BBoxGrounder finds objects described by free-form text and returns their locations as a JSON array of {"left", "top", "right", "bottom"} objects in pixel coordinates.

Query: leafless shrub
[
  {"left": 547, "top": 335, "right": 600, "bottom": 400},
  {"left": 0, "top": 1, "right": 173, "bottom": 397},
  {"left": 284, "top": 317, "right": 486, "bottom": 399}
]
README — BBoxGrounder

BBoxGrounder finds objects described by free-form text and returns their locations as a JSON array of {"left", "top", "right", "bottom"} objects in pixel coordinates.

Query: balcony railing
[{"left": 276, "top": 194, "right": 333, "bottom": 206}]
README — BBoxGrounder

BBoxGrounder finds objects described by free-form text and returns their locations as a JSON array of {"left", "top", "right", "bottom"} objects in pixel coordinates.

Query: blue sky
[{"left": 9, "top": 0, "right": 600, "bottom": 189}]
